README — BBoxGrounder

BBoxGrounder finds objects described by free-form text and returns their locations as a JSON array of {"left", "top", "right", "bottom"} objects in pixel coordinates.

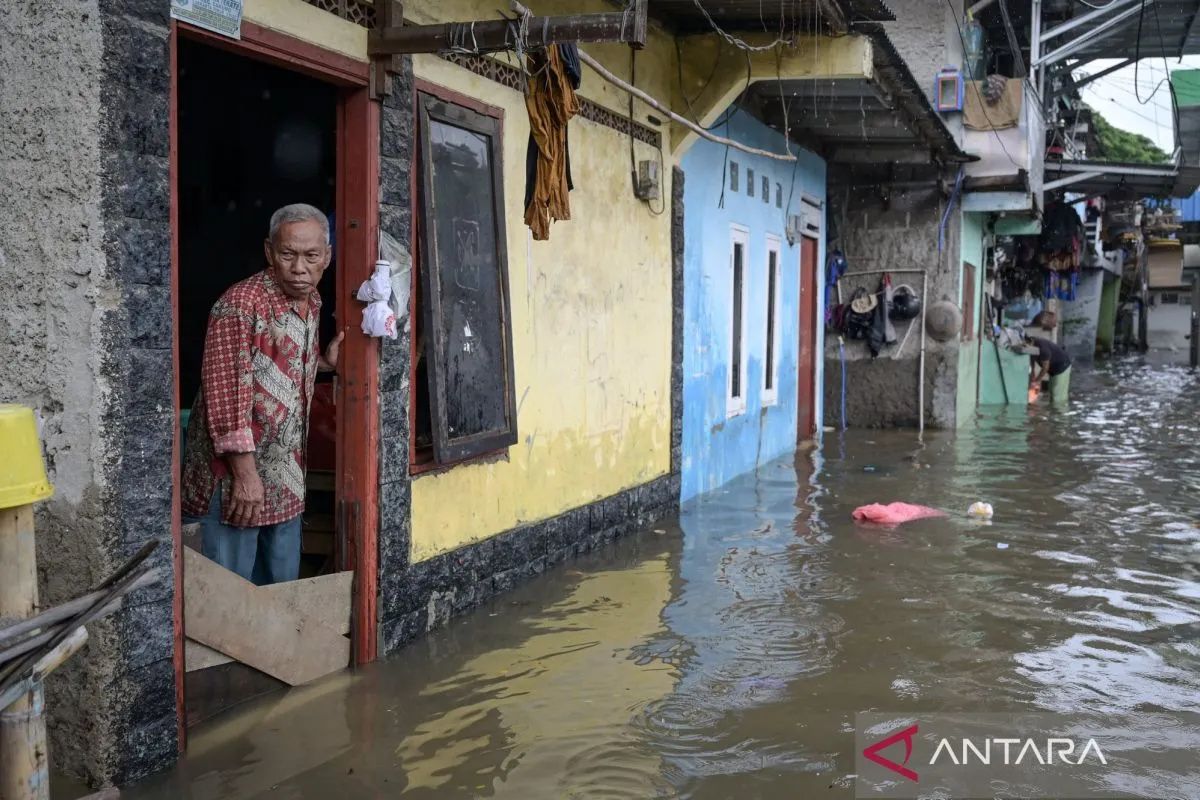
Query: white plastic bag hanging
[
  {"left": 356, "top": 261, "right": 397, "bottom": 339},
  {"left": 356, "top": 260, "right": 391, "bottom": 303}
]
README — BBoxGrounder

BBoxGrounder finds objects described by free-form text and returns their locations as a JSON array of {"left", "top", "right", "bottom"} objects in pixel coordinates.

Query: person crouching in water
[{"left": 1026, "top": 311, "right": 1071, "bottom": 405}]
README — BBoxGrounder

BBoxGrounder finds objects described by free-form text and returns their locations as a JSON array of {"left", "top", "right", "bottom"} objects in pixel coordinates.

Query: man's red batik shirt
[{"left": 182, "top": 270, "right": 320, "bottom": 527}]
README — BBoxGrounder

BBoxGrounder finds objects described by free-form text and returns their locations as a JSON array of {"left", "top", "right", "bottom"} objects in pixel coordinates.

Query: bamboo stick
[
  {"left": 574, "top": 50, "right": 798, "bottom": 163},
  {"left": 0, "top": 589, "right": 108, "bottom": 649},
  {"left": 31, "top": 628, "right": 88, "bottom": 681},
  {"left": 0, "top": 504, "right": 49, "bottom": 800}
]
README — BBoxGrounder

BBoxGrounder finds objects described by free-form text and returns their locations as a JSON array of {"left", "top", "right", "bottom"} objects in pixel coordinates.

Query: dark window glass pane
[
  {"left": 762, "top": 176, "right": 769, "bottom": 203},
  {"left": 747, "top": 169, "right": 755, "bottom": 197},
  {"left": 732, "top": 241, "right": 744, "bottom": 399},
  {"left": 776, "top": 183, "right": 783, "bottom": 208},
  {"left": 428, "top": 118, "right": 507, "bottom": 440},
  {"left": 766, "top": 251, "right": 777, "bottom": 391},
  {"left": 730, "top": 161, "right": 739, "bottom": 191}
]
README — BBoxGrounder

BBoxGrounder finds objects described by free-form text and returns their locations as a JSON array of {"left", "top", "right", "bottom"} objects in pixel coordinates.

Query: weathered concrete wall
[
  {"left": 679, "top": 109, "right": 825, "bottom": 502},
  {"left": 885, "top": 0, "right": 963, "bottom": 107},
  {"left": 823, "top": 184, "right": 963, "bottom": 429},
  {"left": 1060, "top": 268, "right": 1104, "bottom": 362},
  {"left": 956, "top": 212, "right": 986, "bottom": 426},
  {"left": 0, "top": 0, "right": 177, "bottom": 787}
]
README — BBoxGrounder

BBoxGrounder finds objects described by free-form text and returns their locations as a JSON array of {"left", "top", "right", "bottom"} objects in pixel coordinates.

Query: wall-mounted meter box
[{"left": 935, "top": 67, "right": 964, "bottom": 112}]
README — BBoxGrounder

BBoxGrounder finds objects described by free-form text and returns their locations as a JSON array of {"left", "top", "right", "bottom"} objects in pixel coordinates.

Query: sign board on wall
[{"left": 170, "top": 0, "right": 243, "bottom": 39}]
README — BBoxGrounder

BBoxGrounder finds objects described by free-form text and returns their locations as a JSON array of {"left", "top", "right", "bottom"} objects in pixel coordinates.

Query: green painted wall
[
  {"left": 979, "top": 343, "right": 1029, "bottom": 406},
  {"left": 956, "top": 213, "right": 986, "bottom": 426},
  {"left": 1096, "top": 277, "right": 1119, "bottom": 355}
]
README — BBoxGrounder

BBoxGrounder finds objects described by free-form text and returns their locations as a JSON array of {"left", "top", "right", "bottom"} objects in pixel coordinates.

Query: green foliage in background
[{"left": 1091, "top": 110, "right": 1171, "bottom": 164}]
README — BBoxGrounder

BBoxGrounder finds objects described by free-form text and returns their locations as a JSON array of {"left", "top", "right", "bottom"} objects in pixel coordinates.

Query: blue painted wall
[{"left": 680, "top": 110, "right": 826, "bottom": 503}]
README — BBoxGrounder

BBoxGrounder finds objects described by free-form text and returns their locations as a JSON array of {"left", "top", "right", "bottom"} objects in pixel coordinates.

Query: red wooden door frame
[
  {"left": 797, "top": 237, "right": 819, "bottom": 441},
  {"left": 168, "top": 19, "right": 380, "bottom": 747}
]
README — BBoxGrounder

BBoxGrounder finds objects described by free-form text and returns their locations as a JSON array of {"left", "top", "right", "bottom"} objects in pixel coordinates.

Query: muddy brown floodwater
[{"left": 123, "top": 360, "right": 1200, "bottom": 799}]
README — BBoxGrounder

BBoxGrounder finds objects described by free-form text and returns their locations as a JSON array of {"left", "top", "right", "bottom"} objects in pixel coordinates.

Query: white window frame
[
  {"left": 727, "top": 225, "right": 750, "bottom": 417},
  {"left": 762, "top": 235, "right": 782, "bottom": 406}
]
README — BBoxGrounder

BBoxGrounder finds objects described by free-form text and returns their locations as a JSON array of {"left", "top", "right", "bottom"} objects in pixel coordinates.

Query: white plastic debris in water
[
  {"left": 967, "top": 501, "right": 994, "bottom": 520},
  {"left": 996, "top": 542, "right": 1009, "bottom": 550}
]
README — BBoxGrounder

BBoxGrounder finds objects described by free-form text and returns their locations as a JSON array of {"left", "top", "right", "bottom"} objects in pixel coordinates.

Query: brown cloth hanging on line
[{"left": 524, "top": 45, "right": 579, "bottom": 241}]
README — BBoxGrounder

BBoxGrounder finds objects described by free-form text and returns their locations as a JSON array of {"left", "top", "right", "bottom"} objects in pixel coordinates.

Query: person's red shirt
[{"left": 182, "top": 270, "right": 320, "bottom": 526}]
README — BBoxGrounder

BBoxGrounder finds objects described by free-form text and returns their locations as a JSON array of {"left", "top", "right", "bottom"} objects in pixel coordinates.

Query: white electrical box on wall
[{"left": 787, "top": 194, "right": 823, "bottom": 244}]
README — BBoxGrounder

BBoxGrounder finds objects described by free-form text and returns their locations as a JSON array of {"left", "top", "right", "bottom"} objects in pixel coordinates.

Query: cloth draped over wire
[{"left": 523, "top": 43, "right": 580, "bottom": 241}]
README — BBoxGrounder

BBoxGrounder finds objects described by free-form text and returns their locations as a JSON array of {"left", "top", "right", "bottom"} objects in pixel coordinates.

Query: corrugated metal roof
[
  {"left": 1042, "top": 0, "right": 1200, "bottom": 61},
  {"left": 1173, "top": 68, "right": 1200, "bottom": 107}
]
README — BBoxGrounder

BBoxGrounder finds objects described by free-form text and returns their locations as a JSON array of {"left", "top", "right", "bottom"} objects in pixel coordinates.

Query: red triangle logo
[{"left": 862, "top": 723, "right": 919, "bottom": 783}]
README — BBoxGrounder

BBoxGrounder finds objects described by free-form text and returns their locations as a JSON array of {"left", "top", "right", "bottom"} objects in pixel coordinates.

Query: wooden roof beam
[{"left": 368, "top": 0, "right": 647, "bottom": 57}]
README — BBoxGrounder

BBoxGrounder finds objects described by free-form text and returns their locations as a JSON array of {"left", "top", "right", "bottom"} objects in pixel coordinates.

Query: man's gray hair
[{"left": 268, "top": 203, "right": 330, "bottom": 245}]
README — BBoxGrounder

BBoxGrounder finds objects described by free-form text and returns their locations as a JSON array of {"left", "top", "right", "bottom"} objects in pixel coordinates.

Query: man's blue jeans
[{"left": 187, "top": 490, "right": 302, "bottom": 585}]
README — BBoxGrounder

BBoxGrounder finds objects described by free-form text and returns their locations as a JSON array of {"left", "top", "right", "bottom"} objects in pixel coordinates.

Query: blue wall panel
[{"left": 680, "top": 110, "right": 826, "bottom": 503}]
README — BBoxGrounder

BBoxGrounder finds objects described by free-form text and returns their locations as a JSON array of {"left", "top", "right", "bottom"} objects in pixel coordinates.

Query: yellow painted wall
[
  {"left": 233, "top": 0, "right": 870, "bottom": 563},
  {"left": 672, "top": 33, "right": 873, "bottom": 156},
  {"left": 243, "top": 0, "right": 367, "bottom": 61},
  {"left": 406, "top": 0, "right": 678, "bottom": 562}
]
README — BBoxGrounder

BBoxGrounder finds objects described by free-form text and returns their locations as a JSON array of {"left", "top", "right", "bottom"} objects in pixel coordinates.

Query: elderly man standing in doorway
[{"left": 182, "top": 204, "right": 343, "bottom": 585}]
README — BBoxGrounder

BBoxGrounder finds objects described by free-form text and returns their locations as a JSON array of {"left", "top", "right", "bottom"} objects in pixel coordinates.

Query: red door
[{"left": 797, "top": 237, "right": 819, "bottom": 441}]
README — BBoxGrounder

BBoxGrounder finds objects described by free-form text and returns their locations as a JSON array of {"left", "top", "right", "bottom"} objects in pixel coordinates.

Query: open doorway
[{"left": 175, "top": 33, "right": 355, "bottom": 726}]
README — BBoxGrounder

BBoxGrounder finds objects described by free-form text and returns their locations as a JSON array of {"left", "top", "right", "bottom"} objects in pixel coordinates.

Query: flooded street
[{"left": 127, "top": 360, "right": 1200, "bottom": 799}]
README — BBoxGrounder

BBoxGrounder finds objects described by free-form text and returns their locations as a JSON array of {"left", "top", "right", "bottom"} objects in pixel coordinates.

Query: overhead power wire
[{"left": 690, "top": 0, "right": 790, "bottom": 51}]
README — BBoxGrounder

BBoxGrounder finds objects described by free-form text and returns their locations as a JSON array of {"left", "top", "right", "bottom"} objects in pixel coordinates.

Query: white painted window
[
  {"left": 727, "top": 225, "right": 750, "bottom": 417},
  {"left": 762, "top": 235, "right": 782, "bottom": 406}
]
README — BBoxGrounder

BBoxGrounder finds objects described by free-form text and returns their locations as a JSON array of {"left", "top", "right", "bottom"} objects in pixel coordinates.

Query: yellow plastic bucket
[{"left": 0, "top": 405, "right": 54, "bottom": 509}]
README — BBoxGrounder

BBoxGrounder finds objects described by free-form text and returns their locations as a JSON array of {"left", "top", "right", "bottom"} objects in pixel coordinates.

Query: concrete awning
[
  {"left": 1043, "top": 158, "right": 1200, "bottom": 198},
  {"left": 741, "top": 23, "right": 974, "bottom": 167},
  {"left": 648, "top": 0, "right": 895, "bottom": 33}
]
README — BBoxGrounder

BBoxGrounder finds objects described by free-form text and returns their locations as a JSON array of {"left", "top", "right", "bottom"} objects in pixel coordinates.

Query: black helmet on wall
[{"left": 889, "top": 284, "right": 922, "bottom": 320}]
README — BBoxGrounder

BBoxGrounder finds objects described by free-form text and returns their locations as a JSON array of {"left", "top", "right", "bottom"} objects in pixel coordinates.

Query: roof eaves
[{"left": 852, "top": 22, "right": 976, "bottom": 164}]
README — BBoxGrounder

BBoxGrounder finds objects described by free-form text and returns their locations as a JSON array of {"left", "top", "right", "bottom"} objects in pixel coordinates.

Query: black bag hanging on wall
[{"left": 843, "top": 287, "right": 876, "bottom": 340}]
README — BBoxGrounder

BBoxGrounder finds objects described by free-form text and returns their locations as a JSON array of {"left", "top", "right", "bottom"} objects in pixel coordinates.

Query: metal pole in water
[
  {"left": 1191, "top": 272, "right": 1199, "bottom": 369},
  {"left": 918, "top": 275, "right": 928, "bottom": 436}
]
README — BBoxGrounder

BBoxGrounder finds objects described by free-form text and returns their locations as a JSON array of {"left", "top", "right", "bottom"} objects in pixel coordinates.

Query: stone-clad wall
[
  {"left": 376, "top": 56, "right": 418, "bottom": 653},
  {"left": 96, "top": 0, "right": 179, "bottom": 784},
  {"left": 0, "top": 0, "right": 178, "bottom": 787}
]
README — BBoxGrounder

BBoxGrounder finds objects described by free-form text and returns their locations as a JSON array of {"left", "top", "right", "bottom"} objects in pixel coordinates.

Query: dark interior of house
[
  {"left": 177, "top": 38, "right": 340, "bottom": 574},
  {"left": 177, "top": 38, "right": 338, "bottom": 407}
]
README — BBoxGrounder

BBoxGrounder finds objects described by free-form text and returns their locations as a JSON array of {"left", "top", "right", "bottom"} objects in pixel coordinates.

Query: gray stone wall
[
  {"left": 377, "top": 57, "right": 417, "bottom": 652},
  {"left": 824, "top": 182, "right": 964, "bottom": 429},
  {"left": 0, "top": 0, "right": 177, "bottom": 787}
]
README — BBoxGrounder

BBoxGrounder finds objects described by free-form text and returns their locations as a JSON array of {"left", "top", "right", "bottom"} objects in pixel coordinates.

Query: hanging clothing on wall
[{"left": 523, "top": 44, "right": 580, "bottom": 241}]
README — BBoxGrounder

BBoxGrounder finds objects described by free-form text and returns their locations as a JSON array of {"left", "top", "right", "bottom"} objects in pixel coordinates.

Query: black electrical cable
[{"left": 943, "top": 0, "right": 1022, "bottom": 170}]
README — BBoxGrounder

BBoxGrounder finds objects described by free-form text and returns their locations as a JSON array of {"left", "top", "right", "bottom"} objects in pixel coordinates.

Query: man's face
[{"left": 265, "top": 220, "right": 332, "bottom": 300}]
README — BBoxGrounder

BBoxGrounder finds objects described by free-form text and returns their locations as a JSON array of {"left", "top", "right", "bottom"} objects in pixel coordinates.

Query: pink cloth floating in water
[{"left": 852, "top": 502, "right": 946, "bottom": 525}]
